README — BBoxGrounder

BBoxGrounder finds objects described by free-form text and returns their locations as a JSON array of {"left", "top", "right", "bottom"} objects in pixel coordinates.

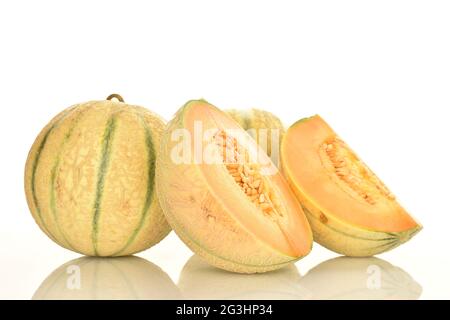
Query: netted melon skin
[{"left": 24, "top": 99, "right": 170, "bottom": 256}]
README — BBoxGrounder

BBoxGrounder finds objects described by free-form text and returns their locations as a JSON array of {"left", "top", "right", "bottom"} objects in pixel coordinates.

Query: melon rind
[{"left": 301, "top": 202, "right": 421, "bottom": 257}]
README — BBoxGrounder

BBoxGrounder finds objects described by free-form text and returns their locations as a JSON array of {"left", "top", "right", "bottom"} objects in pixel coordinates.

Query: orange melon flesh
[
  {"left": 184, "top": 101, "right": 312, "bottom": 258},
  {"left": 282, "top": 115, "right": 419, "bottom": 233}
]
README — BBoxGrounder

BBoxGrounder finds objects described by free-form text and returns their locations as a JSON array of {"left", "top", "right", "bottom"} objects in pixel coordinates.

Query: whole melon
[{"left": 24, "top": 94, "right": 170, "bottom": 256}]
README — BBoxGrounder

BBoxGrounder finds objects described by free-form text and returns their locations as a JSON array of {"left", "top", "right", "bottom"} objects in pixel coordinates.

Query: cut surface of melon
[
  {"left": 156, "top": 100, "right": 312, "bottom": 273},
  {"left": 281, "top": 115, "right": 421, "bottom": 256}
]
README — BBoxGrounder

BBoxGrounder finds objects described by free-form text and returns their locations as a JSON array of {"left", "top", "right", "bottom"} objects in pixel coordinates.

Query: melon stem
[{"left": 106, "top": 93, "right": 125, "bottom": 103}]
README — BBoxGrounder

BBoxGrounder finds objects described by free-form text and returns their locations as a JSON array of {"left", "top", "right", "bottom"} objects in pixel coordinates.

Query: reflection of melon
[
  {"left": 33, "top": 256, "right": 181, "bottom": 300},
  {"left": 178, "top": 255, "right": 310, "bottom": 300},
  {"left": 300, "top": 257, "right": 422, "bottom": 300},
  {"left": 156, "top": 100, "right": 312, "bottom": 273},
  {"left": 24, "top": 95, "right": 170, "bottom": 256},
  {"left": 226, "top": 109, "right": 285, "bottom": 167},
  {"left": 281, "top": 115, "right": 422, "bottom": 256}
]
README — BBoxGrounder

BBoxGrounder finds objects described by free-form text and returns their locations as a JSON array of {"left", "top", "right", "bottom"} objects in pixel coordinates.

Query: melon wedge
[
  {"left": 281, "top": 115, "right": 421, "bottom": 257},
  {"left": 156, "top": 100, "right": 313, "bottom": 273}
]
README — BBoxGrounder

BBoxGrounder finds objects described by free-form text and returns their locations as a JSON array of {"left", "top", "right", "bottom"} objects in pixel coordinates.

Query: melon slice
[
  {"left": 156, "top": 100, "right": 313, "bottom": 273},
  {"left": 281, "top": 115, "right": 421, "bottom": 257}
]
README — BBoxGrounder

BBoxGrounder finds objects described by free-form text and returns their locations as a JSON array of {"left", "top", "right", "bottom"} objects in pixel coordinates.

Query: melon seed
[
  {"left": 323, "top": 137, "right": 396, "bottom": 205},
  {"left": 215, "top": 129, "right": 282, "bottom": 218}
]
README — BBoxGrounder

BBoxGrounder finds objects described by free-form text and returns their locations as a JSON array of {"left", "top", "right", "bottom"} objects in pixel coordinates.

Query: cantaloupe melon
[
  {"left": 156, "top": 100, "right": 313, "bottom": 273},
  {"left": 24, "top": 95, "right": 170, "bottom": 256},
  {"left": 281, "top": 115, "right": 422, "bottom": 256},
  {"left": 33, "top": 256, "right": 181, "bottom": 300}
]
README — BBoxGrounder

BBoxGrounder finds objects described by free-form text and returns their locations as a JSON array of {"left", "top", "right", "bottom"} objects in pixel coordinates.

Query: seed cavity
[
  {"left": 214, "top": 130, "right": 282, "bottom": 217},
  {"left": 322, "top": 137, "right": 395, "bottom": 205}
]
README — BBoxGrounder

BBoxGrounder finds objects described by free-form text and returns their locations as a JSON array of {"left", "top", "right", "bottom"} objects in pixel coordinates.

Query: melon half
[{"left": 156, "top": 100, "right": 313, "bottom": 273}]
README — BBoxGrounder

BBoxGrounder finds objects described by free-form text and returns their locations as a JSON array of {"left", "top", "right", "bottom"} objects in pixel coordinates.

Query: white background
[{"left": 0, "top": 0, "right": 449, "bottom": 299}]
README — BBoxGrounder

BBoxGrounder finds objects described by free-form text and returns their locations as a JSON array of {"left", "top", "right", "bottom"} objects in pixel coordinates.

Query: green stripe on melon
[
  {"left": 49, "top": 105, "right": 93, "bottom": 250},
  {"left": 112, "top": 111, "right": 158, "bottom": 256},
  {"left": 26, "top": 106, "right": 78, "bottom": 244},
  {"left": 25, "top": 97, "right": 170, "bottom": 257},
  {"left": 92, "top": 114, "right": 117, "bottom": 255}
]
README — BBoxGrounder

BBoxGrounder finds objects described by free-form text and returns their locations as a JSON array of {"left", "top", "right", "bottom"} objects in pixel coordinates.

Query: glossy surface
[{"left": 0, "top": 230, "right": 447, "bottom": 299}]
